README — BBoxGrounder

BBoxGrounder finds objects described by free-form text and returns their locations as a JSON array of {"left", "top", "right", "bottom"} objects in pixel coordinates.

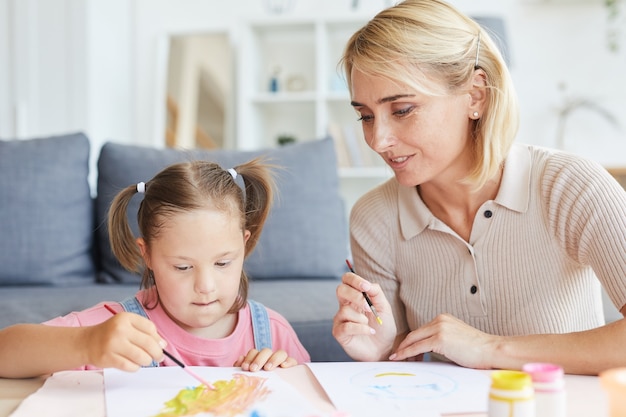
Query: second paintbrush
[{"left": 345, "top": 259, "right": 383, "bottom": 325}]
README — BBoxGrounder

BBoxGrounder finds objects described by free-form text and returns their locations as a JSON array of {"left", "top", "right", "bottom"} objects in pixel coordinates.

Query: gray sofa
[{"left": 0, "top": 133, "right": 353, "bottom": 362}]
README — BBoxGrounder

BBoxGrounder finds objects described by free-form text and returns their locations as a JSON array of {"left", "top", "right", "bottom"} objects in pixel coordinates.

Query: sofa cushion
[
  {"left": 96, "top": 137, "right": 348, "bottom": 284},
  {"left": 0, "top": 280, "right": 353, "bottom": 361},
  {"left": 0, "top": 133, "right": 95, "bottom": 285}
]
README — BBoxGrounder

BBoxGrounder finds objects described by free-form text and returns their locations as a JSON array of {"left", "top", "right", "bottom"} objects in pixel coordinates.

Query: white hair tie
[
  {"left": 136, "top": 182, "right": 146, "bottom": 193},
  {"left": 227, "top": 168, "right": 237, "bottom": 180}
]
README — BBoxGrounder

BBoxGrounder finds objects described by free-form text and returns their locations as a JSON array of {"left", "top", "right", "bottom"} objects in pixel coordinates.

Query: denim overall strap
[
  {"left": 119, "top": 297, "right": 159, "bottom": 367},
  {"left": 248, "top": 299, "right": 272, "bottom": 350}
]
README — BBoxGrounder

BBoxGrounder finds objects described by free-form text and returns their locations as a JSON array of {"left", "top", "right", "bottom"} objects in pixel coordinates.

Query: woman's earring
[{"left": 473, "top": 111, "right": 479, "bottom": 118}]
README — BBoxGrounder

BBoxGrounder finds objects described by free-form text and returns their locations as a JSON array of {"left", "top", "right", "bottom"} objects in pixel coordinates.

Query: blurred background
[{"left": 1, "top": 0, "right": 625, "bottom": 199}]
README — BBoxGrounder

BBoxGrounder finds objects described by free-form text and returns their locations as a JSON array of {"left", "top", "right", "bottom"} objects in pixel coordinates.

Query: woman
[{"left": 332, "top": 0, "right": 626, "bottom": 375}]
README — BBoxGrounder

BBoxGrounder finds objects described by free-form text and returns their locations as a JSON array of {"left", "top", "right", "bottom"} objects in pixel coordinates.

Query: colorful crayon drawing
[
  {"left": 153, "top": 373, "right": 270, "bottom": 417},
  {"left": 103, "top": 367, "right": 323, "bottom": 417}
]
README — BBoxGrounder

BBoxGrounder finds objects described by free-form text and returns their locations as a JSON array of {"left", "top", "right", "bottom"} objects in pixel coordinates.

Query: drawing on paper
[
  {"left": 153, "top": 373, "right": 270, "bottom": 417},
  {"left": 104, "top": 367, "right": 323, "bottom": 417},
  {"left": 306, "top": 362, "right": 490, "bottom": 416},
  {"left": 350, "top": 368, "right": 457, "bottom": 400}
]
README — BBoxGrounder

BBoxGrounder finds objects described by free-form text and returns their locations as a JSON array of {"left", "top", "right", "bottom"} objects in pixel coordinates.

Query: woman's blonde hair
[
  {"left": 107, "top": 158, "right": 277, "bottom": 312},
  {"left": 341, "top": 0, "right": 519, "bottom": 189}
]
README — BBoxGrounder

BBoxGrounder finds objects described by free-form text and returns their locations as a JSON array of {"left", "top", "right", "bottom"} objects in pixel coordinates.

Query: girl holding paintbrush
[{"left": 0, "top": 158, "right": 309, "bottom": 378}]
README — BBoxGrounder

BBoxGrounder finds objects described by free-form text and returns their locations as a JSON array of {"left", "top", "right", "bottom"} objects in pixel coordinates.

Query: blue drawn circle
[{"left": 349, "top": 368, "right": 458, "bottom": 400}]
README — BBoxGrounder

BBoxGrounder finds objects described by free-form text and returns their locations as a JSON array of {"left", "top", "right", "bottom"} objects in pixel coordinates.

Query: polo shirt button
[
  {"left": 470, "top": 285, "right": 478, "bottom": 294},
  {"left": 484, "top": 210, "right": 493, "bottom": 218}
]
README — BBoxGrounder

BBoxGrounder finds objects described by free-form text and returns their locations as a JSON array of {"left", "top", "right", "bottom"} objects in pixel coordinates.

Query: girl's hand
[
  {"left": 390, "top": 313, "right": 497, "bottom": 369},
  {"left": 332, "top": 271, "right": 397, "bottom": 361},
  {"left": 234, "top": 348, "right": 297, "bottom": 371},
  {"left": 82, "top": 312, "right": 166, "bottom": 371}
]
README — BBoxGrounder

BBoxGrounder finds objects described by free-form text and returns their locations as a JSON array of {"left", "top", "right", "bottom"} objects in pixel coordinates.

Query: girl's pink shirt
[{"left": 43, "top": 290, "right": 310, "bottom": 369}]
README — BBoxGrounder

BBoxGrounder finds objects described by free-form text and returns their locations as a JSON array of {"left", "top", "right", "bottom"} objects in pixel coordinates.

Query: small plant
[
  {"left": 276, "top": 134, "right": 296, "bottom": 146},
  {"left": 605, "top": 0, "right": 622, "bottom": 52}
]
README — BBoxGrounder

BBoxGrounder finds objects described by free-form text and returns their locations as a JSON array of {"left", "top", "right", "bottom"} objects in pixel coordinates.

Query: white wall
[
  {"left": 0, "top": 0, "right": 10, "bottom": 137},
  {"left": 507, "top": 1, "right": 626, "bottom": 166},
  {"left": 2, "top": 0, "right": 626, "bottom": 170},
  {"left": 448, "top": 0, "right": 626, "bottom": 167}
]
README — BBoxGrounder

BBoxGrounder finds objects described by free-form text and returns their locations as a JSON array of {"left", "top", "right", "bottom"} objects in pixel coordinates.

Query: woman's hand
[
  {"left": 390, "top": 313, "right": 498, "bottom": 369},
  {"left": 332, "top": 270, "right": 397, "bottom": 361},
  {"left": 234, "top": 348, "right": 297, "bottom": 371},
  {"left": 82, "top": 312, "right": 166, "bottom": 371}
]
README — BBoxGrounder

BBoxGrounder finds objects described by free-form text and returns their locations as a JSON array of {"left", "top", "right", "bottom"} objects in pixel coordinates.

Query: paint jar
[
  {"left": 488, "top": 370, "right": 535, "bottom": 417},
  {"left": 522, "top": 363, "right": 566, "bottom": 417},
  {"left": 600, "top": 367, "right": 626, "bottom": 417}
]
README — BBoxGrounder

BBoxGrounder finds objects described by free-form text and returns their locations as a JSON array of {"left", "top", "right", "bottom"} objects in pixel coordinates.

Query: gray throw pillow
[
  {"left": 96, "top": 137, "right": 348, "bottom": 284},
  {"left": 0, "top": 133, "right": 95, "bottom": 285}
]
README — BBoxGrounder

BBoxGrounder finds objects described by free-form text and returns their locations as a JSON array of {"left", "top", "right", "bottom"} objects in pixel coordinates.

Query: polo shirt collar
[{"left": 398, "top": 143, "right": 531, "bottom": 240}]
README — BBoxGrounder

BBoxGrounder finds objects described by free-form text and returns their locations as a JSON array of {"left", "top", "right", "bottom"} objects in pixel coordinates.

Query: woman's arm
[
  {"left": 390, "top": 307, "right": 626, "bottom": 375},
  {"left": 492, "top": 306, "right": 626, "bottom": 375}
]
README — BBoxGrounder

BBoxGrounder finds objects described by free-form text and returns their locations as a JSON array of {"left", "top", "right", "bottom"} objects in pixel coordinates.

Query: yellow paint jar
[{"left": 488, "top": 370, "right": 535, "bottom": 417}]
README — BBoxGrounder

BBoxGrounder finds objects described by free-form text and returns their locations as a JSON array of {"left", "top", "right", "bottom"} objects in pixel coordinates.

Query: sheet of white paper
[
  {"left": 9, "top": 370, "right": 104, "bottom": 417},
  {"left": 307, "top": 361, "right": 490, "bottom": 416},
  {"left": 104, "top": 366, "right": 325, "bottom": 417}
]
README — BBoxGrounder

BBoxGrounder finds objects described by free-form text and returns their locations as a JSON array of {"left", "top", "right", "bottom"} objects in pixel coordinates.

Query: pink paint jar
[{"left": 522, "top": 363, "right": 566, "bottom": 417}]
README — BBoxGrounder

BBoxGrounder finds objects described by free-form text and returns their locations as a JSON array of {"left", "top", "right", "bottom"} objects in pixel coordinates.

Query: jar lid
[
  {"left": 522, "top": 362, "right": 564, "bottom": 383},
  {"left": 490, "top": 370, "right": 532, "bottom": 390}
]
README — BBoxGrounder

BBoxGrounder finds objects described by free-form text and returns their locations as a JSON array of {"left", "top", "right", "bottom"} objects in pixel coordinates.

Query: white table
[{"left": 0, "top": 364, "right": 608, "bottom": 417}]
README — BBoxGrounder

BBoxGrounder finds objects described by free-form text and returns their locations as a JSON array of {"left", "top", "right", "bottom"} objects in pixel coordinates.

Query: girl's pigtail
[
  {"left": 107, "top": 184, "right": 144, "bottom": 273},
  {"left": 234, "top": 157, "right": 279, "bottom": 257}
]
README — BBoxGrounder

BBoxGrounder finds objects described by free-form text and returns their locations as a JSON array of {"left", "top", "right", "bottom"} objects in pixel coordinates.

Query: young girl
[{"left": 0, "top": 158, "right": 310, "bottom": 378}]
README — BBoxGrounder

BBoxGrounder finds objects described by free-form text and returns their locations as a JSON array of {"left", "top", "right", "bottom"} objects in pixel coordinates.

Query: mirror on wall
[{"left": 164, "top": 32, "right": 234, "bottom": 149}]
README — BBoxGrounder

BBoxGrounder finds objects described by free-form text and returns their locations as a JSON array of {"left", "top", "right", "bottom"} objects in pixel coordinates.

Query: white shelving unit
[
  {"left": 237, "top": 17, "right": 356, "bottom": 148},
  {"left": 236, "top": 16, "right": 392, "bottom": 216}
]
